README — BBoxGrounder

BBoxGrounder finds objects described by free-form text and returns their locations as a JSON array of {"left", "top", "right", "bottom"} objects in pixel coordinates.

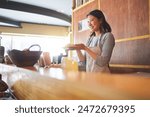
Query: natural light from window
[{"left": 0, "top": 34, "right": 70, "bottom": 59}]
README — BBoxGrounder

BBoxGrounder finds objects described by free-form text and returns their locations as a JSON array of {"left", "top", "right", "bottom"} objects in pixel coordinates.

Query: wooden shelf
[{"left": 73, "top": 0, "right": 95, "bottom": 12}]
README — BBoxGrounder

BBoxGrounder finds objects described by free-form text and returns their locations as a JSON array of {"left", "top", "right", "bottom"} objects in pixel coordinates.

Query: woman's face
[{"left": 87, "top": 15, "right": 101, "bottom": 32}]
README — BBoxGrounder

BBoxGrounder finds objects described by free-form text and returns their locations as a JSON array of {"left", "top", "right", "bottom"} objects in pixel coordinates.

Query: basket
[{"left": 7, "top": 44, "right": 42, "bottom": 67}]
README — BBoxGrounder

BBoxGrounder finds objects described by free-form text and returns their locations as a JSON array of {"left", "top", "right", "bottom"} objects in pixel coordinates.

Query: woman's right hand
[
  {"left": 74, "top": 44, "right": 86, "bottom": 50},
  {"left": 64, "top": 44, "right": 83, "bottom": 50}
]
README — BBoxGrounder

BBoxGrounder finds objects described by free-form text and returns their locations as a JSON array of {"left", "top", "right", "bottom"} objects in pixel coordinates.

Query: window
[{"left": 0, "top": 34, "right": 69, "bottom": 59}]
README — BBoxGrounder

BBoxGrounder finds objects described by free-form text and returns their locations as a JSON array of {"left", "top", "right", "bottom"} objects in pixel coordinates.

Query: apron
[{"left": 86, "top": 35, "right": 110, "bottom": 73}]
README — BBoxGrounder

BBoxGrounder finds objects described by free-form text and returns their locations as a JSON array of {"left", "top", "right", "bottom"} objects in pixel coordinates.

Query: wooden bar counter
[{"left": 0, "top": 64, "right": 150, "bottom": 100}]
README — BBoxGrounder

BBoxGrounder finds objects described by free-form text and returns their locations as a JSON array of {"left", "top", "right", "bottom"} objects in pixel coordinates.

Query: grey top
[{"left": 80, "top": 32, "right": 115, "bottom": 72}]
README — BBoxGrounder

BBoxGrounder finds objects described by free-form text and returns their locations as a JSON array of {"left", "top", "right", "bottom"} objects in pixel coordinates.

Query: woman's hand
[
  {"left": 64, "top": 43, "right": 87, "bottom": 50},
  {"left": 74, "top": 44, "right": 86, "bottom": 50}
]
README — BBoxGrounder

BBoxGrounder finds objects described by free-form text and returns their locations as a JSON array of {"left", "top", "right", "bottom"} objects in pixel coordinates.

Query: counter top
[{"left": 0, "top": 64, "right": 150, "bottom": 100}]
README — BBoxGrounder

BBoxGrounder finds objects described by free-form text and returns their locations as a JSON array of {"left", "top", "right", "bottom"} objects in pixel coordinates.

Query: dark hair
[{"left": 87, "top": 9, "right": 111, "bottom": 36}]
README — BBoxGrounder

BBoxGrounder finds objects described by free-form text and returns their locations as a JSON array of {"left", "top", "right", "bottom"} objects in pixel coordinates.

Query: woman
[{"left": 68, "top": 9, "right": 115, "bottom": 73}]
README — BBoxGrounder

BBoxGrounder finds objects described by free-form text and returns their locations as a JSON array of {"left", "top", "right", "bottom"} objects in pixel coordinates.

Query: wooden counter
[{"left": 0, "top": 64, "right": 150, "bottom": 100}]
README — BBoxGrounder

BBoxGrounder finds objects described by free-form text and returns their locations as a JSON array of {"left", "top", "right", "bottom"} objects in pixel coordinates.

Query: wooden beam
[
  {"left": 0, "top": 0, "right": 71, "bottom": 23},
  {"left": 0, "top": 16, "right": 21, "bottom": 27}
]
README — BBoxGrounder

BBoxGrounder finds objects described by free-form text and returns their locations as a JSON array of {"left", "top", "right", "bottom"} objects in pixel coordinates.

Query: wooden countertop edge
[{"left": 1, "top": 64, "right": 150, "bottom": 100}]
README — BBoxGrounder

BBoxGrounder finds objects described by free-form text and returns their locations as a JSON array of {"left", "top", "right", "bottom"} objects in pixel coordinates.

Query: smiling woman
[{"left": 67, "top": 9, "right": 115, "bottom": 73}]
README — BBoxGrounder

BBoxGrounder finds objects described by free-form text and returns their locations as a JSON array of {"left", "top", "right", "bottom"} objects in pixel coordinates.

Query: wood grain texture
[
  {"left": 110, "top": 66, "right": 150, "bottom": 73},
  {"left": 1, "top": 64, "right": 150, "bottom": 100},
  {"left": 100, "top": 0, "right": 149, "bottom": 39},
  {"left": 110, "top": 38, "right": 150, "bottom": 65}
]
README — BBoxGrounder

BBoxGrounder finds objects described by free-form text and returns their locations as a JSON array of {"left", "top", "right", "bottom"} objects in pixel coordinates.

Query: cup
[{"left": 61, "top": 57, "right": 78, "bottom": 71}]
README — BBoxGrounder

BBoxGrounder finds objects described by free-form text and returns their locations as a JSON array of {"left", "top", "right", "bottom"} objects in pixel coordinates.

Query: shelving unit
[{"left": 72, "top": 0, "right": 95, "bottom": 12}]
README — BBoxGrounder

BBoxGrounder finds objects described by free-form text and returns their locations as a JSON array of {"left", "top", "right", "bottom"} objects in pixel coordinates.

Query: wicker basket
[{"left": 7, "top": 44, "right": 42, "bottom": 67}]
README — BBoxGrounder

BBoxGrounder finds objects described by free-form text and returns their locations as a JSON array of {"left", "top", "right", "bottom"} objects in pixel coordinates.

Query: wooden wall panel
[
  {"left": 110, "top": 38, "right": 150, "bottom": 65},
  {"left": 100, "top": 0, "right": 149, "bottom": 39},
  {"left": 109, "top": 67, "right": 150, "bottom": 73},
  {"left": 100, "top": 0, "right": 150, "bottom": 73},
  {"left": 73, "top": 0, "right": 98, "bottom": 44},
  {"left": 149, "top": 0, "right": 150, "bottom": 34}
]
